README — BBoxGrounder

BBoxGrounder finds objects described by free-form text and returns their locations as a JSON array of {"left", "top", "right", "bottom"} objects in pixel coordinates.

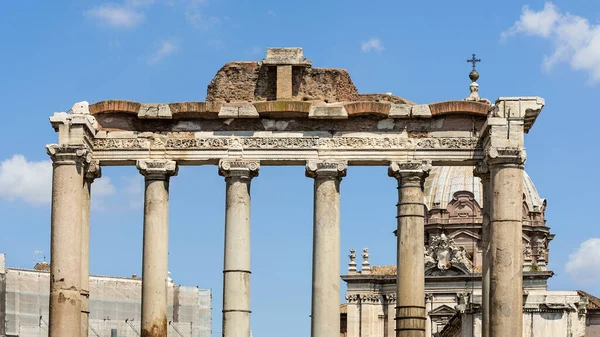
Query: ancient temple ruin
[{"left": 46, "top": 48, "right": 544, "bottom": 337}]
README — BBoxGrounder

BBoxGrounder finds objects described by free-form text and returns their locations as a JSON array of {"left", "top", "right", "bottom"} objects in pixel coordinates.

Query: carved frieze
[
  {"left": 345, "top": 294, "right": 361, "bottom": 303},
  {"left": 93, "top": 136, "right": 482, "bottom": 151}
]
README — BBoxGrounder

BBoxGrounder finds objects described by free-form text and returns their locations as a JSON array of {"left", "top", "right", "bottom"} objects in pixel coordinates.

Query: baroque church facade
[{"left": 341, "top": 166, "right": 600, "bottom": 337}]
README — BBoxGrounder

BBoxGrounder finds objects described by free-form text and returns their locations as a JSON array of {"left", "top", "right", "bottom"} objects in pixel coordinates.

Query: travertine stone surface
[
  {"left": 219, "top": 160, "right": 259, "bottom": 337},
  {"left": 308, "top": 105, "right": 348, "bottom": 119},
  {"left": 137, "top": 160, "right": 178, "bottom": 337},
  {"left": 138, "top": 103, "right": 172, "bottom": 119},
  {"left": 277, "top": 65, "right": 293, "bottom": 100},
  {"left": 261, "top": 48, "right": 311, "bottom": 66},
  {"left": 482, "top": 100, "right": 529, "bottom": 337},
  {"left": 389, "top": 161, "right": 431, "bottom": 337},
  {"left": 473, "top": 164, "right": 490, "bottom": 337},
  {"left": 81, "top": 160, "right": 101, "bottom": 337},
  {"left": 306, "top": 160, "right": 347, "bottom": 337},
  {"left": 46, "top": 144, "right": 90, "bottom": 337},
  {"left": 411, "top": 105, "right": 432, "bottom": 118}
]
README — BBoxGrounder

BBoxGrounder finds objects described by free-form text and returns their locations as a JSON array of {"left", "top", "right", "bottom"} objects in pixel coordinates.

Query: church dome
[{"left": 424, "top": 166, "right": 544, "bottom": 212}]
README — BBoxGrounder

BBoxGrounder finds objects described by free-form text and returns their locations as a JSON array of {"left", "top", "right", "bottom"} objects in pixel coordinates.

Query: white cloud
[
  {"left": 86, "top": 4, "right": 145, "bottom": 29},
  {"left": 0, "top": 154, "right": 117, "bottom": 208},
  {"left": 565, "top": 238, "right": 600, "bottom": 285},
  {"left": 503, "top": 2, "right": 600, "bottom": 83},
  {"left": 361, "top": 38, "right": 384, "bottom": 53},
  {"left": 148, "top": 39, "right": 179, "bottom": 64},
  {"left": 0, "top": 155, "right": 52, "bottom": 205}
]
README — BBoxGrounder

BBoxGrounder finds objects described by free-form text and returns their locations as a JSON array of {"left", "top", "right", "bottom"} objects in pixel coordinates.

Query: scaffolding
[{"left": 1, "top": 266, "right": 211, "bottom": 337}]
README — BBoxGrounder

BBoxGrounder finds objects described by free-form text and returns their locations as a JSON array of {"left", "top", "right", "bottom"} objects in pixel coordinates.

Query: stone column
[
  {"left": 219, "top": 159, "right": 260, "bottom": 337},
  {"left": 474, "top": 164, "right": 490, "bottom": 337},
  {"left": 136, "top": 160, "right": 178, "bottom": 337},
  {"left": 306, "top": 160, "right": 347, "bottom": 337},
  {"left": 81, "top": 160, "right": 101, "bottom": 337},
  {"left": 46, "top": 144, "right": 89, "bottom": 337},
  {"left": 486, "top": 151, "right": 525, "bottom": 337},
  {"left": 388, "top": 161, "right": 430, "bottom": 337}
]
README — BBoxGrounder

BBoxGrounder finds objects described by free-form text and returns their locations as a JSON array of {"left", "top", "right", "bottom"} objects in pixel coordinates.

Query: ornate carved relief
[
  {"left": 218, "top": 159, "right": 260, "bottom": 180},
  {"left": 93, "top": 136, "right": 482, "bottom": 151},
  {"left": 136, "top": 160, "right": 178, "bottom": 179},
  {"left": 46, "top": 144, "right": 91, "bottom": 165},
  {"left": 345, "top": 294, "right": 361, "bottom": 303},
  {"left": 424, "top": 234, "right": 473, "bottom": 275},
  {"left": 306, "top": 160, "right": 347, "bottom": 179}
]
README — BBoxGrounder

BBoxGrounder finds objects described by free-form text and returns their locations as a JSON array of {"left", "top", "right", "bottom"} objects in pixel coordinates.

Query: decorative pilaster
[
  {"left": 81, "top": 160, "right": 101, "bottom": 337},
  {"left": 219, "top": 159, "right": 260, "bottom": 337},
  {"left": 46, "top": 144, "right": 90, "bottom": 337},
  {"left": 137, "top": 160, "right": 178, "bottom": 337},
  {"left": 473, "top": 163, "right": 490, "bottom": 337},
  {"left": 388, "top": 161, "right": 431, "bottom": 337},
  {"left": 306, "top": 160, "right": 347, "bottom": 337},
  {"left": 425, "top": 293, "right": 434, "bottom": 337}
]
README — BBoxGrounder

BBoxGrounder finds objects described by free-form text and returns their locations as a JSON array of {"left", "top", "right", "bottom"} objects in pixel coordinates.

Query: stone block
[
  {"left": 388, "top": 104, "right": 411, "bottom": 118},
  {"left": 218, "top": 105, "right": 239, "bottom": 118},
  {"left": 308, "top": 106, "right": 348, "bottom": 119},
  {"left": 238, "top": 104, "right": 259, "bottom": 118},
  {"left": 411, "top": 104, "right": 432, "bottom": 118},
  {"left": 277, "top": 65, "right": 293, "bottom": 100},
  {"left": 262, "top": 48, "right": 311, "bottom": 66},
  {"left": 72, "top": 101, "right": 90, "bottom": 114},
  {"left": 138, "top": 104, "right": 172, "bottom": 119}
]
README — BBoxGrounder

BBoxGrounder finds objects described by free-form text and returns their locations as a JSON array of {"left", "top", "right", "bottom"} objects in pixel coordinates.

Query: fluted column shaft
[
  {"left": 219, "top": 160, "right": 260, "bottom": 337},
  {"left": 474, "top": 165, "right": 491, "bottom": 337},
  {"left": 389, "top": 162, "right": 430, "bottom": 337},
  {"left": 47, "top": 144, "right": 89, "bottom": 337},
  {"left": 137, "top": 160, "right": 178, "bottom": 337},
  {"left": 81, "top": 161, "right": 101, "bottom": 337},
  {"left": 306, "top": 160, "right": 347, "bottom": 337},
  {"left": 488, "top": 158, "right": 524, "bottom": 337}
]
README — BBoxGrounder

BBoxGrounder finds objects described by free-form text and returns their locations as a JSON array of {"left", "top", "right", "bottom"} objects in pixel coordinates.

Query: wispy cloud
[
  {"left": 267, "top": 10, "right": 276, "bottom": 17},
  {"left": 148, "top": 39, "right": 179, "bottom": 64},
  {"left": 361, "top": 38, "right": 384, "bottom": 53},
  {"left": 565, "top": 238, "right": 600, "bottom": 285},
  {"left": 184, "top": 0, "right": 221, "bottom": 30},
  {"left": 86, "top": 3, "right": 145, "bottom": 29},
  {"left": 503, "top": 2, "right": 600, "bottom": 83}
]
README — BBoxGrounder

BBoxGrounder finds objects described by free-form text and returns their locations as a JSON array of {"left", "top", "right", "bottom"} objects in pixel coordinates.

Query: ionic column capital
[
  {"left": 484, "top": 147, "right": 526, "bottom": 167},
  {"left": 218, "top": 159, "right": 260, "bottom": 180},
  {"left": 46, "top": 144, "right": 91, "bottom": 166},
  {"left": 305, "top": 160, "right": 347, "bottom": 179},
  {"left": 84, "top": 160, "right": 102, "bottom": 182},
  {"left": 136, "top": 160, "right": 178, "bottom": 180},
  {"left": 388, "top": 161, "right": 431, "bottom": 183}
]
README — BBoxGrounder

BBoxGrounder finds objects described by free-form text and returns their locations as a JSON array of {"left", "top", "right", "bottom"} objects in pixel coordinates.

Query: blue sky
[{"left": 1, "top": 1, "right": 600, "bottom": 336}]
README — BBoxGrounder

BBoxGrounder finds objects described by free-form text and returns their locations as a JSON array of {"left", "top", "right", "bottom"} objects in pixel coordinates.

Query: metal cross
[{"left": 466, "top": 53, "right": 481, "bottom": 71}]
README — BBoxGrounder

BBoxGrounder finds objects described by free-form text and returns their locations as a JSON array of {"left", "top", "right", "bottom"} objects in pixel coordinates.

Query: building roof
[
  {"left": 578, "top": 290, "right": 600, "bottom": 310},
  {"left": 371, "top": 265, "right": 397, "bottom": 276},
  {"left": 424, "top": 166, "right": 544, "bottom": 212}
]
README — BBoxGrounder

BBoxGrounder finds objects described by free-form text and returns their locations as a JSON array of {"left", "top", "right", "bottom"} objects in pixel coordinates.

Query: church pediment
[{"left": 429, "top": 304, "right": 457, "bottom": 316}]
